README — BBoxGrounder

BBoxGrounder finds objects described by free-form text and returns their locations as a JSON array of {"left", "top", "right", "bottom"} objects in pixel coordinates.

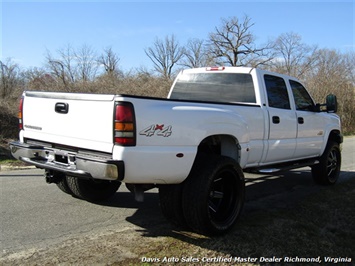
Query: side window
[
  {"left": 264, "top": 75, "right": 291, "bottom": 109},
  {"left": 289, "top": 80, "right": 315, "bottom": 111}
]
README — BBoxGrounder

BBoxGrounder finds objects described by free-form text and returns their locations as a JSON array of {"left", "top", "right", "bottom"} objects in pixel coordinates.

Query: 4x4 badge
[{"left": 140, "top": 124, "right": 172, "bottom": 137}]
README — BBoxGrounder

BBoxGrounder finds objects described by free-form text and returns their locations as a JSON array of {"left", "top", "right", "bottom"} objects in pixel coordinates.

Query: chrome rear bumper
[{"left": 9, "top": 141, "right": 124, "bottom": 181}]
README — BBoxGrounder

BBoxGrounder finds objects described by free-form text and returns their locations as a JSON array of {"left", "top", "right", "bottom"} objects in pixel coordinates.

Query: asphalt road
[{"left": 1, "top": 136, "right": 354, "bottom": 259}]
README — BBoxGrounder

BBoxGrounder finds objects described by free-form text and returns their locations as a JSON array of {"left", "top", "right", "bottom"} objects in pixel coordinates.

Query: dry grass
[{"left": 113, "top": 178, "right": 355, "bottom": 265}]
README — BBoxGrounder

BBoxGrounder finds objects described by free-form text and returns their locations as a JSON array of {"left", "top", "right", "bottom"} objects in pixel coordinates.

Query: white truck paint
[{"left": 10, "top": 67, "right": 342, "bottom": 235}]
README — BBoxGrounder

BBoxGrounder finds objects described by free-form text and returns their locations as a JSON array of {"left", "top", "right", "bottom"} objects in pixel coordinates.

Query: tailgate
[{"left": 22, "top": 91, "right": 115, "bottom": 153}]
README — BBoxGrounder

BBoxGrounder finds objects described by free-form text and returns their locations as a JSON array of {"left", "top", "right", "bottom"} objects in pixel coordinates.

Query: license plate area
[
  {"left": 55, "top": 154, "right": 68, "bottom": 164},
  {"left": 53, "top": 150, "right": 76, "bottom": 166}
]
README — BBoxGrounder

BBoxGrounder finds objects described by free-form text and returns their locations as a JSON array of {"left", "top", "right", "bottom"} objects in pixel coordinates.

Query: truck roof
[
  {"left": 181, "top": 66, "right": 254, "bottom": 74},
  {"left": 180, "top": 66, "right": 303, "bottom": 83}
]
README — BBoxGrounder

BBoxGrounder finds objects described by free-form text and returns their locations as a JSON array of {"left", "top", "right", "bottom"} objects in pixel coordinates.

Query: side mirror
[{"left": 326, "top": 94, "right": 337, "bottom": 113}]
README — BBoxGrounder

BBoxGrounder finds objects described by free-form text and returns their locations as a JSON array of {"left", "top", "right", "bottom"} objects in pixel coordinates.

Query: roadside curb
[{"left": 0, "top": 165, "right": 36, "bottom": 171}]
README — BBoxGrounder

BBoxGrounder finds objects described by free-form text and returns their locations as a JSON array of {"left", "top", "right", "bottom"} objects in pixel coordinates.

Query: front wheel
[
  {"left": 66, "top": 176, "right": 121, "bottom": 202},
  {"left": 312, "top": 141, "right": 341, "bottom": 185},
  {"left": 182, "top": 154, "right": 245, "bottom": 235}
]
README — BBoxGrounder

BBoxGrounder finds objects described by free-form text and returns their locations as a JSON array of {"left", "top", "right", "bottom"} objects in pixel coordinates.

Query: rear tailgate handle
[{"left": 55, "top": 102, "right": 69, "bottom": 114}]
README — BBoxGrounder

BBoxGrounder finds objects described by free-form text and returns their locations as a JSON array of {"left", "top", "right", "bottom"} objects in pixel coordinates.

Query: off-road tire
[
  {"left": 312, "top": 141, "right": 341, "bottom": 185},
  {"left": 66, "top": 176, "right": 121, "bottom": 202},
  {"left": 182, "top": 154, "right": 245, "bottom": 235},
  {"left": 159, "top": 183, "right": 188, "bottom": 229}
]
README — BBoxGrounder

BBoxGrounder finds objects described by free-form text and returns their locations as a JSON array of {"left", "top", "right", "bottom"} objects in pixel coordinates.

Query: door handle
[
  {"left": 272, "top": 116, "right": 280, "bottom": 124},
  {"left": 298, "top": 117, "right": 304, "bottom": 124},
  {"left": 55, "top": 102, "right": 69, "bottom": 114}
]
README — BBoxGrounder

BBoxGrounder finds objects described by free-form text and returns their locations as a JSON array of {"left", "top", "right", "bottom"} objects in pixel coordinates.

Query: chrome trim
[{"left": 9, "top": 141, "right": 124, "bottom": 181}]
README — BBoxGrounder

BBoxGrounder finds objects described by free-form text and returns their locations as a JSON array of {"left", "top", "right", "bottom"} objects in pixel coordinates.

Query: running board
[{"left": 255, "top": 159, "right": 319, "bottom": 174}]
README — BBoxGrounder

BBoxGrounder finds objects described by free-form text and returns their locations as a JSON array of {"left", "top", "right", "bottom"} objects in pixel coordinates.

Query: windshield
[{"left": 170, "top": 73, "right": 256, "bottom": 104}]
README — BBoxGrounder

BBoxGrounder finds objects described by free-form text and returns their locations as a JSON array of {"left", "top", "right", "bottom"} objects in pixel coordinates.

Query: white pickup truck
[{"left": 10, "top": 67, "right": 342, "bottom": 235}]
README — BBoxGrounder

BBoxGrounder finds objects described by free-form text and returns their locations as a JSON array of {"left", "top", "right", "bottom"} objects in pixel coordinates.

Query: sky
[{"left": 1, "top": 0, "right": 354, "bottom": 72}]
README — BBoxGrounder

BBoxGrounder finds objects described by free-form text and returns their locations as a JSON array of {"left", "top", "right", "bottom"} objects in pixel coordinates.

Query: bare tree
[
  {"left": 271, "top": 32, "right": 318, "bottom": 77},
  {"left": 306, "top": 49, "right": 355, "bottom": 133},
  {"left": 46, "top": 45, "right": 75, "bottom": 90},
  {"left": 46, "top": 44, "right": 98, "bottom": 90},
  {"left": 0, "top": 58, "right": 22, "bottom": 98},
  {"left": 180, "top": 38, "right": 210, "bottom": 68},
  {"left": 24, "top": 67, "right": 56, "bottom": 91},
  {"left": 75, "top": 44, "right": 98, "bottom": 82},
  {"left": 145, "top": 34, "right": 185, "bottom": 79},
  {"left": 98, "top": 46, "right": 120, "bottom": 75},
  {"left": 55, "top": 44, "right": 77, "bottom": 83},
  {"left": 207, "top": 15, "right": 271, "bottom": 67},
  {"left": 307, "top": 49, "right": 354, "bottom": 96}
]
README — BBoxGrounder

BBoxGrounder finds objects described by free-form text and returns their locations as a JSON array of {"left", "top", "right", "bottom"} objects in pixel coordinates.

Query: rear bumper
[{"left": 9, "top": 141, "right": 124, "bottom": 181}]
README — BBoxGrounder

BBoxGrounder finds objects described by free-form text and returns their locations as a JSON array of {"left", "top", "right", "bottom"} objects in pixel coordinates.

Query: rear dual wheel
[
  {"left": 56, "top": 177, "right": 73, "bottom": 195},
  {"left": 65, "top": 176, "right": 121, "bottom": 202},
  {"left": 159, "top": 154, "right": 245, "bottom": 235},
  {"left": 159, "top": 183, "right": 187, "bottom": 229}
]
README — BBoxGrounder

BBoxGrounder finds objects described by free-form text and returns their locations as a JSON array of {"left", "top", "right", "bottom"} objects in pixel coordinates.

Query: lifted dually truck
[{"left": 10, "top": 67, "right": 342, "bottom": 235}]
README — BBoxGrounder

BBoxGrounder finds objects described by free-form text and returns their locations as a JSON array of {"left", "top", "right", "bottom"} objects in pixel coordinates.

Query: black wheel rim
[
  {"left": 208, "top": 168, "right": 240, "bottom": 227},
  {"left": 327, "top": 148, "right": 340, "bottom": 182}
]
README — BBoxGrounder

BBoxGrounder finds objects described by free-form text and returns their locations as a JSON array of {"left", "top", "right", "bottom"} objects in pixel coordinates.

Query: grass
[
  {"left": 113, "top": 177, "right": 355, "bottom": 265},
  {"left": 0, "top": 158, "right": 28, "bottom": 166},
  {"left": 0, "top": 138, "right": 30, "bottom": 168}
]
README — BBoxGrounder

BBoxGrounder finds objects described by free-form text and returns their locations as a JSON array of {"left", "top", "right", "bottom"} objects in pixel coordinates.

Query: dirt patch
[{"left": 1, "top": 228, "right": 142, "bottom": 265}]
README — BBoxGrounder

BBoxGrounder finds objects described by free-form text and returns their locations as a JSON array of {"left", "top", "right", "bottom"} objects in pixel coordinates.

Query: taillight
[
  {"left": 114, "top": 102, "right": 136, "bottom": 146},
  {"left": 19, "top": 97, "right": 24, "bottom": 130}
]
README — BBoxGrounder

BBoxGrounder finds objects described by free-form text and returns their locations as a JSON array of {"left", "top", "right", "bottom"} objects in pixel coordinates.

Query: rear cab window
[{"left": 170, "top": 72, "right": 256, "bottom": 104}]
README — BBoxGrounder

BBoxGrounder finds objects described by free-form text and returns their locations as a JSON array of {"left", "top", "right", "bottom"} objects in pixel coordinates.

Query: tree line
[{"left": 1, "top": 15, "right": 354, "bottom": 137}]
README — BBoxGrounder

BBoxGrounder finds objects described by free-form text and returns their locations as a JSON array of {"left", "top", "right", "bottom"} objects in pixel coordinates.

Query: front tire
[
  {"left": 182, "top": 154, "right": 245, "bottom": 235},
  {"left": 66, "top": 176, "right": 121, "bottom": 202},
  {"left": 312, "top": 141, "right": 341, "bottom": 185}
]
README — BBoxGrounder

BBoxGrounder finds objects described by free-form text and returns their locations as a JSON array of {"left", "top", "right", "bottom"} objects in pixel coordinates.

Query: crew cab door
[
  {"left": 264, "top": 74, "right": 297, "bottom": 163},
  {"left": 289, "top": 80, "right": 324, "bottom": 158}
]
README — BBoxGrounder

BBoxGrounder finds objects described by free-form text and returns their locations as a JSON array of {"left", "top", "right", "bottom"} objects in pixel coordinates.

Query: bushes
[
  {"left": 0, "top": 74, "right": 173, "bottom": 142},
  {"left": 0, "top": 99, "right": 19, "bottom": 140},
  {"left": 1, "top": 50, "right": 354, "bottom": 139}
]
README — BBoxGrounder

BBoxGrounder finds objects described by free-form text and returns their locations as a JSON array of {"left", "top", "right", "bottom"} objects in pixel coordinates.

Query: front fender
[{"left": 321, "top": 114, "right": 342, "bottom": 155}]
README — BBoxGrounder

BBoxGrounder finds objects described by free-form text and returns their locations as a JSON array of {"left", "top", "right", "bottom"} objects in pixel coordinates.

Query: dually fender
[
  {"left": 121, "top": 103, "right": 251, "bottom": 184},
  {"left": 171, "top": 105, "right": 250, "bottom": 146},
  {"left": 170, "top": 105, "right": 251, "bottom": 168}
]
